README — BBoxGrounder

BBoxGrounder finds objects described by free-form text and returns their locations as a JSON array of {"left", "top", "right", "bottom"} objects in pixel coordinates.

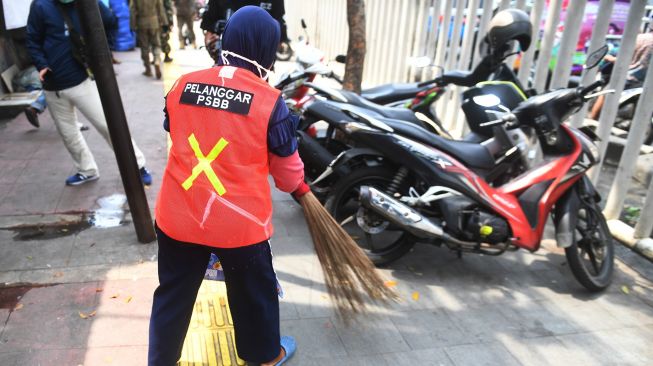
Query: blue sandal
[{"left": 277, "top": 336, "right": 296, "bottom": 365}]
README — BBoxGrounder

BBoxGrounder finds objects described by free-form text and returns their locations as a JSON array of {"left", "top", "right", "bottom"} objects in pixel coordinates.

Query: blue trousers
[{"left": 148, "top": 226, "right": 280, "bottom": 365}]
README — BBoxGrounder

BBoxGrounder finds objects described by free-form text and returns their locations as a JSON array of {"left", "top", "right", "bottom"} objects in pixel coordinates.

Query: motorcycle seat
[
  {"left": 380, "top": 118, "right": 496, "bottom": 170},
  {"left": 361, "top": 82, "right": 428, "bottom": 105},
  {"left": 339, "top": 90, "right": 424, "bottom": 125}
]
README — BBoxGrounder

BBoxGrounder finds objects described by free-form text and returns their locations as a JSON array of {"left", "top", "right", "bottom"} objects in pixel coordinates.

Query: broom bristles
[{"left": 298, "top": 191, "right": 398, "bottom": 320}]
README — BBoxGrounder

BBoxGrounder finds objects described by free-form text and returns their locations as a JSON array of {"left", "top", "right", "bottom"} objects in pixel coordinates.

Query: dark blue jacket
[{"left": 26, "top": 0, "right": 115, "bottom": 91}]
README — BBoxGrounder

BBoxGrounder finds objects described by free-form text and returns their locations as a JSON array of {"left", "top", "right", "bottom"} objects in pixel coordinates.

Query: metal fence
[{"left": 284, "top": 0, "right": 653, "bottom": 245}]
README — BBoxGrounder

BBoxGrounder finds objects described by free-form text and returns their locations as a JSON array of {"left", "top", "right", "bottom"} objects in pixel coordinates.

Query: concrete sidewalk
[{"left": 1, "top": 47, "right": 653, "bottom": 366}]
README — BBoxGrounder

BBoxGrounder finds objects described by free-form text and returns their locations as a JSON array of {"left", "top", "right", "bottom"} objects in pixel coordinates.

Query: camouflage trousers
[
  {"left": 137, "top": 28, "right": 162, "bottom": 66},
  {"left": 161, "top": 29, "right": 171, "bottom": 55}
]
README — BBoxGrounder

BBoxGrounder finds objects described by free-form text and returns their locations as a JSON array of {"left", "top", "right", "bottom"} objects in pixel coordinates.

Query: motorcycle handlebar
[
  {"left": 417, "top": 76, "right": 442, "bottom": 87},
  {"left": 579, "top": 80, "right": 604, "bottom": 97},
  {"left": 275, "top": 72, "right": 308, "bottom": 90}
]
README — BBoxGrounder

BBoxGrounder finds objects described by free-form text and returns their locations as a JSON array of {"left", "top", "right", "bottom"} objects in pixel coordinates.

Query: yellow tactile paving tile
[{"left": 177, "top": 281, "right": 246, "bottom": 366}]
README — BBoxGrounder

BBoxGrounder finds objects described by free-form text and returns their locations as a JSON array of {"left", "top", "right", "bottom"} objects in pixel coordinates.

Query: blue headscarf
[{"left": 218, "top": 6, "right": 281, "bottom": 78}]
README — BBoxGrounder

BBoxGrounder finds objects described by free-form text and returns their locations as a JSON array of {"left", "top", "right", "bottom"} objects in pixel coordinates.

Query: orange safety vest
[{"left": 156, "top": 66, "right": 280, "bottom": 248}]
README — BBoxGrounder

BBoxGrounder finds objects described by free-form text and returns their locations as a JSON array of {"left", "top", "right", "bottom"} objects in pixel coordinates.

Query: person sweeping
[{"left": 149, "top": 6, "right": 394, "bottom": 365}]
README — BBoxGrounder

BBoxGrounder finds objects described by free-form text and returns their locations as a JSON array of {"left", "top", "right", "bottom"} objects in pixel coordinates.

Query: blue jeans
[
  {"left": 25, "top": 86, "right": 46, "bottom": 113},
  {"left": 148, "top": 226, "right": 280, "bottom": 365}
]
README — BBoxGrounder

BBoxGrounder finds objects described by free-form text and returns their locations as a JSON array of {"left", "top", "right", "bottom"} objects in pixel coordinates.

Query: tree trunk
[{"left": 343, "top": 0, "right": 366, "bottom": 94}]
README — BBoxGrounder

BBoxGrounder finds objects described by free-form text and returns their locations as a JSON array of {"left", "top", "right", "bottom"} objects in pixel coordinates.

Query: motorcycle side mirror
[
  {"left": 335, "top": 54, "right": 347, "bottom": 63},
  {"left": 301, "top": 19, "right": 307, "bottom": 29},
  {"left": 585, "top": 45, "right": 609, "bottom": 70},
  {"left": 473, "top": 94, "right": 501, "bottom": 108},
  {"left": 408, "top": 56, "right": 432, "bottom": 68}
]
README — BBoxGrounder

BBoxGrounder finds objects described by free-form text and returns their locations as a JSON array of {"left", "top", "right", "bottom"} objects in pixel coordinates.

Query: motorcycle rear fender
[
  {"left": 553, "top": 176, "right": 600, "bottom": 248},
  {"left": 331, "top": 147, "right": 384, "bottom": 171},
  {"left": 618, "top": 87, "right": 642, "bottom": 105}
]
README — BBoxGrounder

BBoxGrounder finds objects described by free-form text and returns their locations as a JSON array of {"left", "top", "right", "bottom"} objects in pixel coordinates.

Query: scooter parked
[{"left": 323, "top": 46, "right": 613, "bottom": 292}]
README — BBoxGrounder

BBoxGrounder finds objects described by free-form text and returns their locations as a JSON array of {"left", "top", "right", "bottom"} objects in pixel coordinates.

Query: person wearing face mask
[
  {"left": 25, "top": 0, "right": 153, "bottom": 186},
  {"left": 149, "top": 6, "right": 306, "bottom": 366}
]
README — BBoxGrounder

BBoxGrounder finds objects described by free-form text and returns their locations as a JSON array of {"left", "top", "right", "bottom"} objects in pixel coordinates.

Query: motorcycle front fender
[
  {"left": 618, "top": 87, "right": 642, "bottom": 105},
  {"left": 553, "top": 176, "right": 600, "bottom": 248}
]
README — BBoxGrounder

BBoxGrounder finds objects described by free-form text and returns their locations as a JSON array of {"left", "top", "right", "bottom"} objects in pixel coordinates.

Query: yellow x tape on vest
[{"left": 182, "top": 133, "right": 229, "bottom": 195}]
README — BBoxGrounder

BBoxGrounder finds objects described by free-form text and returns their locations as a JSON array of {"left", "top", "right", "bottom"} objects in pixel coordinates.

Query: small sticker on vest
[
  {"left": 180, "top": 82, "right": 254, "bottom": 115},
  {"left": 218, "top": 66, "right": 237, "bottom": 79}
]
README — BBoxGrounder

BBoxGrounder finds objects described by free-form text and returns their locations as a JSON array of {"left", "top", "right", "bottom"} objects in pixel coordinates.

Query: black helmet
[{"left": 487, "top": 9, "right": 532, "bottom": 53}]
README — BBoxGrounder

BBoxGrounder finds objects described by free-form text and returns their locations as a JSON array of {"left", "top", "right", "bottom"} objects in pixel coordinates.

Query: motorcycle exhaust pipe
[
  {"left": 359, "top": 186, "right": 445, "bottom": 239},
  {"left": 297, "top": 130, "right": 335, "bottom": 177}
]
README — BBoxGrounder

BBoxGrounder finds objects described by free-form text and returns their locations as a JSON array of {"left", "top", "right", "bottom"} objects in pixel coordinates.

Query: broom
[{"left": 296, "top": 190, "right": 398, "bottom": 319}]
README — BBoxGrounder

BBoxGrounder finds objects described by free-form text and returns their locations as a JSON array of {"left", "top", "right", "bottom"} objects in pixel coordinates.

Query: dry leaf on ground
[
  {"left": 384, "top": 280, "right": 397, "bottom": 288},
  {"left": 79, "top": 310, "right": 97, "bottom": 319}
]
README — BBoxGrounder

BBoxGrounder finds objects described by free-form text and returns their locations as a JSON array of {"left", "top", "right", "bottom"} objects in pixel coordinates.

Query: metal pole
[
  {"left": 635, "top": 180, "right": 653, "bottom": 239},
  {"left": 435, "top": 0, "right": 454, "bottom": 119},
  {"left": 533, "top": 0, "right": 563, "bottom": 93},
  {"left": 588, "top": 0, "right": 647, "bottom": 183},
  {"left": 76, "top": 0, "right": 155, "bottom": 243},
  {"left": 473, "top": 0, "right": 494, "bottom": 65},
  {"left": 453, "top": 0, "right": 479, "bottom": 137},
  {"left": 424, "top": 0, "right": 440, "bottom": 80},
  {"left": 365, "top": 0, "right": 383, "bottom": 83},
  {"left": 603, "top": 60, "right": 653, "bottom": 220},
  {"left": 517, "top": 0, "right": 545, "bottom": 86},
  {"left": 549, "top": 0, "right": 587, "bottom": 89},
  {"left": 458, "top": 0, "right": 480, "bottom": 71},
  {"left": 570, "top": 0, "right": 616, "bottom": 128},
  {"left": 409, "top": 0, "right": 428, "bottom": 81},
  {"left": 499, "top": 0, "right": 510, "bottom": 10},
  {"left": 442, "top": 0, "right": 466, "bottom": 132}
]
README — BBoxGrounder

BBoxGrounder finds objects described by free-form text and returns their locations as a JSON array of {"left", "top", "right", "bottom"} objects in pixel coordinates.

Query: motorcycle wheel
[
  {"left": 565, "top": 192, "right": 614, "bottom": 292},
  {"left": 276, "top": 41, "right": 293, "bottom": 61},
  {"left": 325, "top": 165, "right": 416, "bottom": 266}
]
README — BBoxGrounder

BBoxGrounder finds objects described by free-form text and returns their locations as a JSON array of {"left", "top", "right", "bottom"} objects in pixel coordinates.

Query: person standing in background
[
  {"left": 200, "top": 0, "right": 287, "bottom": 62},
  {"left": 130, "top": 0, "right": 169, "bottom": 79},
  {"left": 174, "top": 0, "right": 197, "bottom": 49},
  {"left": 161, "top": 0, "right": 175, "bottom": 62},
  {"left": 26, "top": 0, "right": 153, "bottom": 186}
]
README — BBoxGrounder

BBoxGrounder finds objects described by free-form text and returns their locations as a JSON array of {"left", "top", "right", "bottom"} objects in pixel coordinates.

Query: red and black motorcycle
[{"left": 324, "top": 47, "right": 614, "bottom": 292}]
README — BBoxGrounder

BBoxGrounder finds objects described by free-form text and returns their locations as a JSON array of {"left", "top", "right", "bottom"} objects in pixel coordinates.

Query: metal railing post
[
  {"left": 570, "top": 0, "right": 616, "bottom": 128},
  {"left": 603, "top": 61, "right": 653, "bottom": 220},
  {"left": 473, "top": 0, "right": 495, "bottom": 65},
  {"left": 549, "top": 0, "right": 588, "bottom": 89},
  {"left": 589, "top": 0, "right": 648, "bottom": 183},
  {"left": 409, "top": 0, "right": 429, "bottom": 81},
  {"left": 434, "top": 0, "right": 454, "bottom": 120},
  {"left": 517, "top": 0, "right": 545, "bottom": 87},
  {"left": 635, "top": 180, "right": 653, "bottom": 239},
  {"left": 533, "top": 0, "right": 563, "bottom": 93}
]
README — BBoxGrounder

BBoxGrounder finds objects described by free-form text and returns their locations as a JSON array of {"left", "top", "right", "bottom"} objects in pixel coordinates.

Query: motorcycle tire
[
  {"left": 325, "top": 165, "right": 416, "bottom": 266},
  {"left": 564, "top": 191, "right": 614, "bottom": 292},
  {"left": 276, "top": 41, "right": 293, "bottom": 61}
]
